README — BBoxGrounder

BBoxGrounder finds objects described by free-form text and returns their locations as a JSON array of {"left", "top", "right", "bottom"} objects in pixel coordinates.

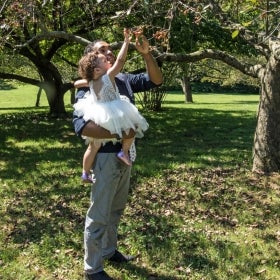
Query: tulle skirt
[{"left": 74, "top": 97, "right": 149, "bottom": 138}]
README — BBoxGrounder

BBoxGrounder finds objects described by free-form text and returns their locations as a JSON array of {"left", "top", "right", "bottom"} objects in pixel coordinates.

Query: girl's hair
[{"left": 78, "top": 51, "right": 100, "bottom": 82}]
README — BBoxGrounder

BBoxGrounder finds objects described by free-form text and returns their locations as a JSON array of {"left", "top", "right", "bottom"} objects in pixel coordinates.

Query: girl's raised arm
[{"left": 108, "top": 28, "right": 131, "bottom": 78}]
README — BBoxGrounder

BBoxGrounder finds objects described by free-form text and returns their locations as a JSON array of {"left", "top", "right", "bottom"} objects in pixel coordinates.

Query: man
[{"left": 73, "top": 32, "right": 163, "bottom": 280}]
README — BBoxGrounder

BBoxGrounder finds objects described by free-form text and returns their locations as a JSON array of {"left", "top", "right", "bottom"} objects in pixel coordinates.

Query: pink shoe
[{"left": 117, "top": 150, "right": 132, "bottom": 166}]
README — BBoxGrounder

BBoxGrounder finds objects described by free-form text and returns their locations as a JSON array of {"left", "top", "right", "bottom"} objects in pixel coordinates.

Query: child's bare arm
[
  {"left": 108, "top": 28, "right": 131, "bottom": 78},
  {"left": 74, "top": 79, "right": 89, "bottom": 88}
]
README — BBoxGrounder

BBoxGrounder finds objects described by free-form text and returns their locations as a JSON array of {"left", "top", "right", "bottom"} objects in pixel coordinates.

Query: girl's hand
[{"left": 123, "top": 28, "right": 132, "bottom": 42}]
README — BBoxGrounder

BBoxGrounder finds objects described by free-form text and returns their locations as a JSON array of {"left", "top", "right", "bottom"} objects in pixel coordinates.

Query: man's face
[{"left": 93, "top": 41, "right": 115, "bottom": 67}]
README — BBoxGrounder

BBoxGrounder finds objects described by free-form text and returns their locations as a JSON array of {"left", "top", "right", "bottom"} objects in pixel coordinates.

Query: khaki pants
[{"left": 84, "top": 153, "right": 131, "bottom": 274}]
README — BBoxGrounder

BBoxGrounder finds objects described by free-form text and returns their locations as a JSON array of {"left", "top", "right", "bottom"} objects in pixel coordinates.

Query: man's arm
[
  {"left": 73, "top": 103, "right": 133, "bottom": 139},
  {"left": 78, "top": 120, "right": 135, "bottom": 139},
  {"left": 135, "top": 34, "right": 163, "bottom": 86},
  {"left": 142, "top": 51, "right": 163, "bottom": 85},
  {"left": 81, "top": 120, "right": 115, "bottom": 138},
  {"left": 72, "top": 88, "right": 116, "bottom": 138}
]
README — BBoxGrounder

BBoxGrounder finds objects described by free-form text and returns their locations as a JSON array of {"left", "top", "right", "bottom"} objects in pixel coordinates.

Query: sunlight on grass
[
  {"left": 0, "top": 84, "right": 73, "bottom": 113},
  {"left": 163, "top": 91, "right": 259, "bottom": 112}
]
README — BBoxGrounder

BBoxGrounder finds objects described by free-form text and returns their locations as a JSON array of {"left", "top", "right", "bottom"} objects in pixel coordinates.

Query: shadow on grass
[
  {"left": 0, "top": 107, "right": 257, "bottom": 179},
  {"left": 0, "top": 112, "right": 80, "bottom": 178},
  {"left": 0, "top": 106, "right": 265, "bottom": 279},
  {"left": 0, "top": 106, "right": 256, "bottom": 214},
  {"left": 134, "top": 106, "right": 257, "bottom": 177},
  {"left": 4, "top": 184, "right": 85, "bottom": 246},
  {"left": 0, "top": 111, "right": 87, "bottom": 265}
]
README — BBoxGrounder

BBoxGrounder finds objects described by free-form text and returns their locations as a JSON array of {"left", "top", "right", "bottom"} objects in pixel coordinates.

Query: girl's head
[
  {"left": 84, "top": 40, "right": 115, "bottom": 67},
  {"left": 78, "top": 52, "right": 110, "bottom": 81}
]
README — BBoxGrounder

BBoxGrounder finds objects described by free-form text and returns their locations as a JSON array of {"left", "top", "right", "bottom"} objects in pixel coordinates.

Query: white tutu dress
[{"left": 73, "top": 74, "right": 149, "bottom": 140}]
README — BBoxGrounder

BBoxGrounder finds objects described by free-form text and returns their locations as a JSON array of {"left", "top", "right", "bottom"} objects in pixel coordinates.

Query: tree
[
  {"left": 148, "top": 0, "right": 280, "bottom": 173},
  {"left": 0, "top": 0, "right": 131, "bottom": 116},
  {"left": 1, "top": 0, "right": 280, "bottom": 173}
]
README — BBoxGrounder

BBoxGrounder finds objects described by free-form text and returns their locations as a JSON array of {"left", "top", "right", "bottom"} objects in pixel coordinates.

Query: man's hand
[{"left": 135, "top": 33, "right": 149, "bottom": 54}]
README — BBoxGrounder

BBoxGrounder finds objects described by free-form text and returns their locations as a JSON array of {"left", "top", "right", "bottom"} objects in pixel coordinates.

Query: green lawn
[
  {"left": 0, "top": 86, "right": 279, "bottom": 279},
  {"left": 0, "top": 84, "right": 73, "bottom": 112}
]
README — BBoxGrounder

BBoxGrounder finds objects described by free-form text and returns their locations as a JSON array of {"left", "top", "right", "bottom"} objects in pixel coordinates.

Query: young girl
[{"left": 73, "top": 29, "right": 149, "bottom": 183}]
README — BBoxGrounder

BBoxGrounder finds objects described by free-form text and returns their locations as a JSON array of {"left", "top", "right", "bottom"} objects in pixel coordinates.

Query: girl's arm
[
  {"left": 74, "top": 79, "right": 89, "bottom": 88},
  {"left": 107, "top": 28, "right": 131, "bottom": 79}
]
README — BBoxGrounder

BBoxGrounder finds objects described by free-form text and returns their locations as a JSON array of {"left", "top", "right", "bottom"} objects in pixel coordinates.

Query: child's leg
[
  {"left": 117, "top": 129, "right": 136, "bottom": 166},
  {"left": 82, "top": 140, "right": 101, "bottom": 182},
  {"left": 122, "top": 137, "right": 135, "bottom": 158}
]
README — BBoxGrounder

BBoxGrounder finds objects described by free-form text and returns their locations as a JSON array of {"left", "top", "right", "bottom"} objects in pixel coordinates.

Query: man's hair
[
  {"left": 78, "top": 52, "right": 100, "bottom": 81},
  {"left": 84, "top": 40, "right": 102, "bottom": 55}
]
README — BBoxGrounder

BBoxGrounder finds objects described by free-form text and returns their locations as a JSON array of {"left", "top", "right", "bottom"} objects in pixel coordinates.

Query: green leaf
[
  {"left": 232, "top": 30, "right": 239, "bottom": 39},
  {"left": 242, "top": 21, "right": 252, "bottom": 27},
  {"left": 64, "top": 0, "right": 71, "bottom": 9}
]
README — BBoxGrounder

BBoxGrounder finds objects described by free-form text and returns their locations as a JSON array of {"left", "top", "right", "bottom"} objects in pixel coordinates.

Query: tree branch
[
  {"left": 269, "top": 37, "right": 280, "bottom": 60},
  {"left": 0, "top": 72, "right": 40, "bottom": 86},
  {"left": 155, "top": 48, "right": 263, "bottom": 78},
  {"left": 207, "top": 0, "right": 270, "bottom": 58},
  {"left": 14, "top": 31, "right": 91, "bottom": 48}
]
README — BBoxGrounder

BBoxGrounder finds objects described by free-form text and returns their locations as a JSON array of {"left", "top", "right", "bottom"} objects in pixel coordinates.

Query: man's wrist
[{"left": 141, "top": 51, "right": 153, "bottom": 59}]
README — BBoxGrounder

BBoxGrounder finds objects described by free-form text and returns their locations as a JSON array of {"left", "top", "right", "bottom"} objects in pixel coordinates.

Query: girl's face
[{"left": 96, "top": 54, "right": 111, "bottom": 73}]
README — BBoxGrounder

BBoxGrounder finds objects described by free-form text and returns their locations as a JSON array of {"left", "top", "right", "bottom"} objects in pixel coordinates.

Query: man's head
[{"left": 84, "top": 40, "right": 115, "bottom": 67}]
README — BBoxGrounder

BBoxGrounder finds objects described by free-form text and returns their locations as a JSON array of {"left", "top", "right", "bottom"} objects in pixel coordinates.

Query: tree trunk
[
  {"left": 48, "top": 85, "right": 66, "bottom": 117},
  {"left": 17, "top": 45, "right": 71, "bottom": 116},
  {"left": 70, "top": 87, "right": 76, "bottom": 104},
  {"left": 252, "top": 55, "right": 280, "bottom": 173},
  {"left": 181, "top": 75, "right": 193, "bottom": 103},
  {"left": 49, "top": 92, "right": 66, "bottom": 117},
  {"left": 35, "top": 87, "right": 42, "bottom": 107},
  {"left": 37, "top": 63, "right": 67, "bottom": 117}
]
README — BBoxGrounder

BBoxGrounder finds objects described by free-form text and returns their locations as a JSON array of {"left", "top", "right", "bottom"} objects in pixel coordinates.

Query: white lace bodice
[{"left": 89, "top": 74, "right": 121, "bottom": 102}]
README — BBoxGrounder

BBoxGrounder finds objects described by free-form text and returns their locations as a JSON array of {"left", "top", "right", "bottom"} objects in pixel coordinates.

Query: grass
[{"left": 0, "top": 86, "right": 279, "bottom": 280}]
